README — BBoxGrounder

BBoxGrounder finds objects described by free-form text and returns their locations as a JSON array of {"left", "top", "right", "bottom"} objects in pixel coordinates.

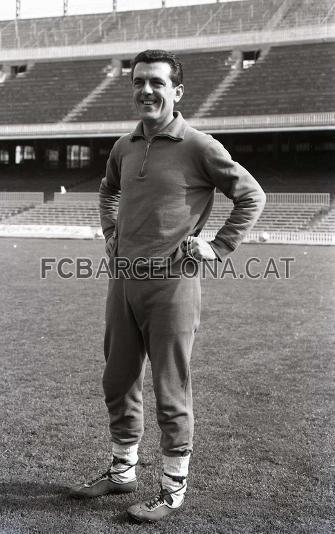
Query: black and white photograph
[{"left": 0, "top": 0, "right": 334, "bottom": 532}]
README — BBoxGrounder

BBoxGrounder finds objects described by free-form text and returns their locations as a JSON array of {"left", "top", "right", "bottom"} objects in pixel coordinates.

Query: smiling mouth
[{"left": 142, "top": 101, "right": 156, "bottom": 105}]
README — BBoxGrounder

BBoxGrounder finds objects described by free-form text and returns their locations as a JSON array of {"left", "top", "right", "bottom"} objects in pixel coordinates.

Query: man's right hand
[{"left": 105, "top": 236, "right": 116, "bottom": 257}]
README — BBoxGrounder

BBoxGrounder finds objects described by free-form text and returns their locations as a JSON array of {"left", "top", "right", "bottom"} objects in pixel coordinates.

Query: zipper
[{"left": 139, "top": 139, "right": 152, "bottom": 177}]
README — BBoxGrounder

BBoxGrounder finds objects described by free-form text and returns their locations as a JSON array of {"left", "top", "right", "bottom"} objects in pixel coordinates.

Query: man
[{"left": 70, "top": 49, "right": 266, "bottom": 522}]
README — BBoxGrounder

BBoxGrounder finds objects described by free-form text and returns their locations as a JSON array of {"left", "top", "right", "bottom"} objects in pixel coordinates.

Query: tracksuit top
[{"left": 99, "top": 112, "right": 266, "bottom": 270}]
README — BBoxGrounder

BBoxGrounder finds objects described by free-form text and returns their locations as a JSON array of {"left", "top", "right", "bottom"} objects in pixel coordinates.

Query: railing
[
  {"left": 322, "top": 3, "right": 335, "bottom": 24},
  {"left": 246, "top": 230, "right": 335, "bottom": 244},
  {"left": 0, "top": 23, "right": 334, "bottom": 61},
  {"left": 2, "top": 1, "right": 335, "bottom": 53},
  {"left": 77, "top": 12, "right": 116, "bottom": 45},
  {"left": 191, "top": 111, "right": 335, "bottom": 131},
  {"left": 0, "top": 192, "right": 44, "bottom": 202},
  {"left": 263, "top": 192, "right": 330, "bottom": 204},
  {"left": 213, "top": 192, "right": 330, "bottom": 206},
  {"left": 195, "top": 3, "right": 224, "bottom": 37},
  {"left": 201, "top": 229, "right": 335, "bottom": 244},
  {"left": 53, "top": 192, "right": 99, "bottom": 201},
  {"left": 0, "top": 20, "right": 16, "bottom": 48},
  {"left": 3, "top": 192, "right": 329, "bottom": 206}
]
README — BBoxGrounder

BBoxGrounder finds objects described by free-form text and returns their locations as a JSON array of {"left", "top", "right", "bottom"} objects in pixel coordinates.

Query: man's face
[{"left": 132, "top": 61, "right": 183, "bottom": 128}]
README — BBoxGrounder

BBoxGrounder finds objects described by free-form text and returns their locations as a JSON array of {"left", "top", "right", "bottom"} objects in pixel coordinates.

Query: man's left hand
[{"left": 181, "top": 237, "right": 217, "bottom": 261}]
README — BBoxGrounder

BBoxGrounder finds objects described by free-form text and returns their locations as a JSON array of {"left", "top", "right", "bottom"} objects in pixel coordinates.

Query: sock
[
  {"left": 109, "top": 442, "right": 138, "bottom": 484},
  {"left": 161, "top": 453, "right": 191, "bottom": 508}
]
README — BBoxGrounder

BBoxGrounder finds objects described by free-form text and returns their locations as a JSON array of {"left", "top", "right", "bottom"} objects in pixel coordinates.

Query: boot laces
[
  {"left": 145, "top": 484, "right": 186, "bottom": 510},
  {"left": 88, "top": 470, "right": 112, "bottom": 485},
  {"left": 145, "top": 489, "right": 166, "bottom": 510},
  {"left": 87, "top": 457, "right": 135, "bottom": 485}
]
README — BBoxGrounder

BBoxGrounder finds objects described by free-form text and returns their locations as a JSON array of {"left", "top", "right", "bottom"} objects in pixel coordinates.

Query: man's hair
[{"left": 131, "top": 49, "right": 183, "bottom": 86}]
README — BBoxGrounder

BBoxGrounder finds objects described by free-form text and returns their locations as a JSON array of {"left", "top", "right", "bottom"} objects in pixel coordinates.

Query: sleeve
[
  {"left": 99, "top": 141, "right": 122, "bottom": 242},
  {"left": 202, "top": 139, "right": 266, "bottom": 260}
]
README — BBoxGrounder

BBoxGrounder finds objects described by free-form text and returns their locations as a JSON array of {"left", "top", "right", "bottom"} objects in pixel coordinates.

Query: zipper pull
[{"left": 139, "top": 139, "right": 152, "bottom": 178}]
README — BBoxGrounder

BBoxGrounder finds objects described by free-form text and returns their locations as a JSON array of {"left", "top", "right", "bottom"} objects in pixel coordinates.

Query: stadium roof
[{"left": 0, "top": 0, "right": 249, "bottom": 21}]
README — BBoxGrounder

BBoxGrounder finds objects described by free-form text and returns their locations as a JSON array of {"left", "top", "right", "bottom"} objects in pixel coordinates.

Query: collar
[{"left": 130, "top": 111, "right": 187, "bottom": 142}]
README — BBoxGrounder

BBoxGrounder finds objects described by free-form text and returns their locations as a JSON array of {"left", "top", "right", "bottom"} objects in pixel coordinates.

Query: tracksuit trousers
[{"left": 102, "top": 274, "right": 201, "bottom": 457}]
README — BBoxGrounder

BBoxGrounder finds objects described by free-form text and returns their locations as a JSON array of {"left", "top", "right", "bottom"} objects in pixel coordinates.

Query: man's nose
[{"left": 143, "top": 81, "right": 153, "bottom": 95}]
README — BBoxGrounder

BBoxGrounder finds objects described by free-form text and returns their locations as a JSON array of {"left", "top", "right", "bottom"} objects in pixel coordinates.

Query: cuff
[{"left": 209, "top": 240, "right": 234, "bottom": 262}]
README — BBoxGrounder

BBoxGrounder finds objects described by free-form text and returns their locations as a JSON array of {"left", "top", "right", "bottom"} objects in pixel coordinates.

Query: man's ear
[{"left": 174, "top": 84, "right": 184, "bottom": 103}]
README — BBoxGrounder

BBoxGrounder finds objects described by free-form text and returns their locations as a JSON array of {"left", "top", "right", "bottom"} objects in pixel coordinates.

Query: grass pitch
[{"left": 0, "top": 239, "right": 334, "bottom": 534}]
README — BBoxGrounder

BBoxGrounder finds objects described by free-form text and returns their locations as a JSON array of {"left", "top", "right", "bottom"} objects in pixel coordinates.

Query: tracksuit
[{"left": 99, "top": 111, "right": 265, "bottom": 474}]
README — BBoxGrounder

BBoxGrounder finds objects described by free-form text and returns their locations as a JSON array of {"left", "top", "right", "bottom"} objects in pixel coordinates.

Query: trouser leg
[
  {"left": 103, "top": 277, "right": 147, "bottom": 447},
  {"left": 129, "top": 275, "right": 201, "bottom": 457}
]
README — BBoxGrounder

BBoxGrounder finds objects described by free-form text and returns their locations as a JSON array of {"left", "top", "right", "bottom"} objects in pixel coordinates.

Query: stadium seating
[
  {"left": 204, "top": 41, "right": 335, "bottom": 117},
  {"left": 73, "top": 67, "right": 134, "bottom": 122},
  {"left": 278, "top": 0, "right": 335, "bottom": 29},
  {"left": 204, "top": 201, "right": 325, "bottom": 233},
  {"left": 3, "top": 193, "right": 333, "bottom": 235},
  {"left": 0, "top": 193, "right": 43, "bottom": 222},
  {"left": 0, "top": 4, "right": 333, "bottom": 243},
  {"left": 0, "top": 59, "right": 111, "bottom": 124},
  {"left": 253, "top": 204, "right": 324, "bottom": 231},
  {"left": 0, "top": 39, "right": 333, "bottom": 125},
  {"left": 0, "top": 1, "right": 297, "bottom": 49},
  {"left": 311, "top": 204, "right": 335, "bottom": 232},
  {"left": 0, "top": 51, "right": 235, "bottom": 124},
  {"left": 5, "top": 200, "right": 101, "bottom": 226},
  {"left": 0, "top": 202, "right": 36, "bottom": 222}
]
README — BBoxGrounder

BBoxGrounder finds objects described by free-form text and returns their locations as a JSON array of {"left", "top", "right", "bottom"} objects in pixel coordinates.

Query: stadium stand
[
  {"left": 0, "top": 192, "right": 43, "bottom": 223},
  {"left": 202, "top": 41, "right": 335, "bottom": 117},
  {"left": 5, "top": 200, "right": 100, "bottom": 226},
  {"left": 253, "top": 204, "right": 325, "bottom": 231},
  {"left": 309, "top": 203, "right": 335, "bottom": 232},
  {"left": 2, "top": 192, "right": 332, "bottom": 236},
  {"left": 69, "top": 63, "right": 134, "bottom": 123},
  {"left": 0, "top": 41, "right": 333, "bottom": 124},
  {"left": 0, "top": 202, "right": 36, "bottom": 222},
  {"left": 278, "top": 0, "right": 335, "bottom": 29},
  {"left": 0, "top": 0, "right": 299, "bottom": 48},
  {"left": 0, "top": 59, "right": 113, "bottom": 124},
  {"left": 0, "top": 1, "right": 333, "bottom": 243},
  {"left": 204, "top": 194, "right": 329, "bottom": 233}
]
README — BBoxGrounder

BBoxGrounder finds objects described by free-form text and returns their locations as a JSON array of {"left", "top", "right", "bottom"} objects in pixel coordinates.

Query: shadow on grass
[{"left": 0, "top": 481, "right": 136, "bottom": 522}]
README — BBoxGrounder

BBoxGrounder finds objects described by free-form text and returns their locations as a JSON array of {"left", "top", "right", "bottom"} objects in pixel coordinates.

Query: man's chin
[{"left": 138, "top": 111, "right": 158, "bottom": 122}]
